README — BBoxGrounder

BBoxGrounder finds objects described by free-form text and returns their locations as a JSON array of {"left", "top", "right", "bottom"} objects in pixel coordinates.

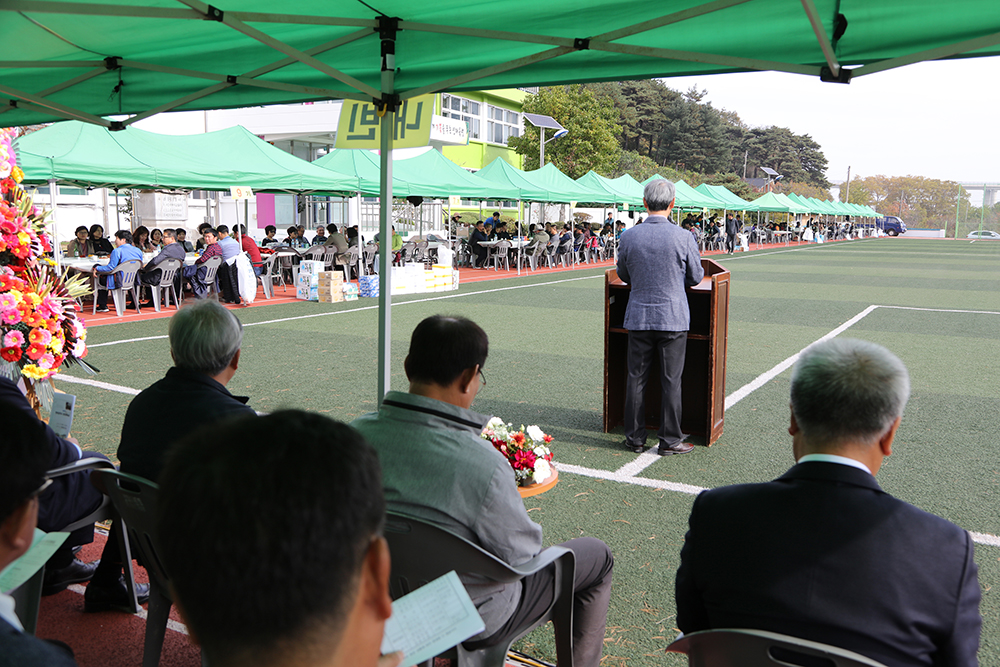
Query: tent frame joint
[
  {"left": 819, "top": 65, "right": 852, "bottom": 84},
  {"left": 205, "top": 5, "right": 224, "bottom": 21},
  {"left": 104, "top": 56, "right": 121, "bottom": 70},
  {"left": 377, "top": 15, "right": 400, "bottom": 39},
  {"left": 108, "top": 120, "right": 125, "bottom": 131},
  {"left": 574, "top": 38, "right": 590, "bottom": 50}
]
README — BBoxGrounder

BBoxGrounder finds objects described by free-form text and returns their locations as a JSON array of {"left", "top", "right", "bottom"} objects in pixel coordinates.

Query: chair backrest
[
  {"left": 305, "top": 246, "right": 326, "bottom": 260},
  {"left": 495, "top": 240, "right": 512, "bottom": 256},
  {"left": 111, "top": 259, "right": 143, "bottom": 289},
  {"left": 259, "top": 252, "right": 279, "bottom": 277},
  {"left": 90, "top": 470, "right": 172, "bottom": 596},
  {"left": 383, "top": 513, "right": 534, "bottom": 598},
  {"left": 666, "top": 629, "right": 889, "bottom": 667},
  {"left": 532, "top": 241, "right": 549, "bottom": 257},
  {"left": 200, "top": 255, "right": 223, "bottom": 282},
  {"left": 344, "top": 245, "right": 360, "bottom": 262},
  {"left": 156, "top": 258, "right": 182, "bottom": 285}
]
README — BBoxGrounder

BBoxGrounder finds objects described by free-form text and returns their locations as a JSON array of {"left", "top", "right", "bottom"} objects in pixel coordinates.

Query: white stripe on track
[
  {"left": 67, "top": 584, "right": 189, "bottom": 635},
  {"left": 557, "top": 462, "right": 707, "bottom": 495}
]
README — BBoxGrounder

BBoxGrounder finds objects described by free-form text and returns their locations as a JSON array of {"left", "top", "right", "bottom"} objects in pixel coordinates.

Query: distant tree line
[{"left": 509, "top": 80, "right": 831, "bottom": 192}]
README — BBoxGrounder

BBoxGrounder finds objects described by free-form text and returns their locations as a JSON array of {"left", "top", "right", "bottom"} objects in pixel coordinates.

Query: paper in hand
[{"left": 381, "top": 571, "right": 485, "bottom": 667}]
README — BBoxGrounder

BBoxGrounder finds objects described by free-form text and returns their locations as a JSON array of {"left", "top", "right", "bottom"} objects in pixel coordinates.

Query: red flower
[
  {"left": 0, "top": 346, "right": 21, "bottom": 362},
  {"left": 543, "top": 434, "right": 553, "bottom": 443},
  {"left": 512, "top": 449, "right": 536, "bottom": 470},
  {"left": 510, "top": 432, "right": 526, "bottom": 446},
  {"left": 25, "top": 343, "right": 45, "bottom": 360}
]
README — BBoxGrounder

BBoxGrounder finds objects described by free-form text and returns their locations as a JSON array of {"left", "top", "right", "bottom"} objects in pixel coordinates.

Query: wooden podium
[{"left": 603, "top": 259, "right": 730, "bottom": 446}]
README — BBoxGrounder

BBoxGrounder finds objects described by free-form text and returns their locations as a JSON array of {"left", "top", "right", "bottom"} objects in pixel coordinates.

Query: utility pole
[
  {"left": 845, "top": 166, "right": 851, "bottom": 202},
  {"left": 742, "top": 151, "right": 748, "bottom": 179}
]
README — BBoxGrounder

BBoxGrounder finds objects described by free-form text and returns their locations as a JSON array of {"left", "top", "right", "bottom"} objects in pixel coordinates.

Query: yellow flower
[
  {"left": 7, "top": 289, "right": 22, "bottom": 304},
  {"left": 49, "top": 338, "right": 64, "bottom": 354},
  {"left": 22, "top": 364, "right": 50, "bottom": 380},
  {"left": 11, "top": 166, "right": 23, "bottom": 183},
  {"left": 17, "top": 232, "right": 30, "bottom": 245},
  {"left": 24, "top": 292, "right": 42, "bottom": 307}
]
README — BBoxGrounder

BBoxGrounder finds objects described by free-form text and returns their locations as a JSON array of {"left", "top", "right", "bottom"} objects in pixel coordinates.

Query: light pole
[{"left": 539, "top": 127, "right": 569, "bottom": 167}]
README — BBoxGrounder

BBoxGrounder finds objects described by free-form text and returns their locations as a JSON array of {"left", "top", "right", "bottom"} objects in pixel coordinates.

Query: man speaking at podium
[{"left": 616, "top": 179, "right": 704, "bottom": 456}]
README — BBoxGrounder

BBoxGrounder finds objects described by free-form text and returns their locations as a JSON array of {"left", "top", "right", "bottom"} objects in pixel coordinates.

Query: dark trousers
[
  {"left": 37, "top": 451, "right": 110, "bottom": 568},
  {"left": 472, "top": 246, "right": 487, "bottom": 267},
  {"left": 624, "top": 329, "right": 687, "bottom": 448},
  {"left": 726, "top": 230, "right": 737, "bottom": 253},
  {"left": 465, "top": 537, "right": 614, "bottom": 667}
]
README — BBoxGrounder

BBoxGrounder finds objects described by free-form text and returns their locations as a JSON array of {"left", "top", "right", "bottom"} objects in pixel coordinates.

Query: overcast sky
[
  {"left": 134, "top": 55, "right": 998, "bottom": 204},
  {"left": 664, "top": 55, "right": 1000, "bottom": 203}
]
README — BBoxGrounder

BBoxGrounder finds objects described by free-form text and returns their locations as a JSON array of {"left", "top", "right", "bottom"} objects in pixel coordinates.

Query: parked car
[
  {"left": 875, "top": 216, "right": 907, "bottom": 236},
  {"left": 967, "top": 230, "right": 1000, "bottom": 240}
]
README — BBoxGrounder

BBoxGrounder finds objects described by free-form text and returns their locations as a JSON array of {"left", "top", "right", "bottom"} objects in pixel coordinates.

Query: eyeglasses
[{"left": 477, "top": 367, "right": 486, "bottom": 387}]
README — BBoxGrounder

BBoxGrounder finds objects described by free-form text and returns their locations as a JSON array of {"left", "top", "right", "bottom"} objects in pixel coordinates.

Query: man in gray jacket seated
[{"left": 352, "top": 315, "right": 614, "bottom": 667}]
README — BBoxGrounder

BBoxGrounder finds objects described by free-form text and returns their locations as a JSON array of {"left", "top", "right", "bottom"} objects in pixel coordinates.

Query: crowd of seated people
[{"left": 1, "top": 307, "right": 980, "bottom": 667}]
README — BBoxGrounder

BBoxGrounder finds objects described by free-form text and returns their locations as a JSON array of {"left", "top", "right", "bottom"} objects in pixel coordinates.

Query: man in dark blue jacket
[
  {"left": 616, "top": 179, "right": 704, "bottom": 455},
  {"left": 675, "top": 339, "right": 981, "bottom": 667}
]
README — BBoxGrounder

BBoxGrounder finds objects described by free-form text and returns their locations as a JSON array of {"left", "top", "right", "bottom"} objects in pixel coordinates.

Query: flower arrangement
[
  {"left": 0, "top": 128, "right": 93, "bottom": 414},
  {"left": 482, "top": 418, "right": 555, "bottom": 487}
]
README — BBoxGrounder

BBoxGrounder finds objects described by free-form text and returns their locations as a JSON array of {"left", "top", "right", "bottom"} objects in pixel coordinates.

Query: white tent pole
[
  {"left": 48, "top": 178, "right": 62, "bottom": 272},
  {"left": 376, "top": 20, "right": 397, "bottom": 404},
  {"left": 516, "top": 198, "right": 522, "bottom": 276}
]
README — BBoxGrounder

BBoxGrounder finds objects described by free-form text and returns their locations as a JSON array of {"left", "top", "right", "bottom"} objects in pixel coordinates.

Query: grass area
[{"left": 58, "top": 238, "right": 1000, "bottom": 666}]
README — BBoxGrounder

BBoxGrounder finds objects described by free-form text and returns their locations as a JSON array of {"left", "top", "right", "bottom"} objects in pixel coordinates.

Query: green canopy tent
[
  {"left": 312, "top": 148, "right": 384, "bottom": 195},
  {"left": 476, "top": 158, "right": 553, "bottom": 202},
  {"left": 14, "top": 120, "right": 362, "bottom": 269},
  {"left": 15, "top": 120, "right": 360, "bottom": 192},
  {"left": 578, "top": 171, "right": 642, "bottom": 207},
  {"left": 695, "top": 183, "right": 757, "bottom": 212},
  {"left": 533, "top": 163, "right": 608, "bottom": 205},
  {"left": 3, "top": 0, "right": 998, "bottom": 399}
]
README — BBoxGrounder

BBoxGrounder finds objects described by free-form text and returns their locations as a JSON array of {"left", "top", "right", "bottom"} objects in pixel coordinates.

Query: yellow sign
[
  {"left": 230, "top": 186, "right": 254, "bottom": 200},
  {"left": 448, "top": 196, "right": 461, "bottom": 208},
  {"left": 336, "top": 95, "right": 434, "bottom": 149}
]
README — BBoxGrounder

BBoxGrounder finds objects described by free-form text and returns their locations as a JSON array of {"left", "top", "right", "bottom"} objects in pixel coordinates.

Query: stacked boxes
[
  {"left": 295, "top": 260, "right": 324, "bottom": 301},
  {"left": 317, "top": 271, "right": 344, "bottom": 303},
  {"left": 342, "top": 282, "right": 359, "bottom": 301},
  {"left": 388, "top": 263, "right": 459, "bottom": 296}
]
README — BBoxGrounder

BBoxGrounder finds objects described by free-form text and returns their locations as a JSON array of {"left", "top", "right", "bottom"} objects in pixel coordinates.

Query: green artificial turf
[{"left": 57, "top": 238, "right": 1000, "bottom": 666}]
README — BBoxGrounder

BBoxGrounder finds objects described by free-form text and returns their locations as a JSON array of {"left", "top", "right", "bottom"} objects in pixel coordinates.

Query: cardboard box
[
  {"left": 318, "top": 271, "right": 343, "bottom": 283},
  {"left": 318, "top": 290, "right": 344, "bottom": 303},
  {"left": 296, "top": 284, "right": 318, "bottom": 301},
  {"left": 298, "top": 260, "right": 325, "bottom": 275}
]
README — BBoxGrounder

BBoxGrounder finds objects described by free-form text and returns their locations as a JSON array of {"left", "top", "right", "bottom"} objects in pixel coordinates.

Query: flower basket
[
  {"left": 0, "top": 129, "right": 94, "bottom": 416},
  {"left": 482, "top": 418, "right": 556, "bottom": 489}
]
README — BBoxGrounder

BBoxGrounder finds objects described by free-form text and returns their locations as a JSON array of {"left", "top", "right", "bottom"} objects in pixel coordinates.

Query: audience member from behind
[
  {"left": 238, "top": 225, "right": 263, "bottom": 275},
  {"left": 157, "top": 411, "right": 399, "bottom": 667},
  {"left": 352, "top": 315, "right": 614, "bottom": 667},
  {"left": 675, "top": 338, "right": 981, "bottom": 667},
  {"left": 0, "top": 404, "right": 79, "bottom": 666},
  {"left": 84, "top": 300, "right": 255, "bottom": 612}
]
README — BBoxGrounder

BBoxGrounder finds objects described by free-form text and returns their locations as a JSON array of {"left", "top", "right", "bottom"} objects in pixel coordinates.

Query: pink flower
[
  {"left": 28, "top": 328, "right": 52, "bottom": 346},
  {"left": 1, "top": 308, "right": 20, "bottom": 325},
  {"left": 0, "top": 293, "right": 15, "bottom": 309},
  {"left": 513, "top": 449, "right": 537, "bottom": 470},
  {"left": 37, "top": 353, "right": 55, "bottom": 370},
  {"left": 2, "top": 330, "right": 24, "bottom": 347}
]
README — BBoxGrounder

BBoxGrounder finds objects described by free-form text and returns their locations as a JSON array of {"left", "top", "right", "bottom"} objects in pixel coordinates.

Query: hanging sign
[
  {"left": 230, "top": 186, "right": 254, "bottom": 200},
  {"left": 336, "top": 95, "right": 435, "bottom": 149}
]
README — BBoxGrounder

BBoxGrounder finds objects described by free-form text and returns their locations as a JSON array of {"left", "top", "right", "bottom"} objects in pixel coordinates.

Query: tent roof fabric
[
  {"left": 14, "top": 121, "right": 359, "bottom": 192},
  {"left": 312, "top": 148, "right": 383, "bottom": 195},
  {"left": 2, "top": 2, "right": 997, "bottom": 128},
  {"left": 576, "top": 171, "right": 640, "bottom": 205},
  {"left": 532, "top": 163, "right": 609, "bottom": 203},
  {"left": 391, "top": 150, "right": 520, "bottom": 200},
  {"left": 476, "top": 158, "right": 553, "bottom": 201}
]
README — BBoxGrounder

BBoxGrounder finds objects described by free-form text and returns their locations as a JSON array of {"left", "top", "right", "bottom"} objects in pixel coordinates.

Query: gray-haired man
[
  {"left": 84, "top": 300, "right": 256, "bottom": 612},
  {"left": 675, "top": 338, "right": 981, "bottom": 666},
  {"left": 616, "top": 179, "right": 704, "bottom": 455}
]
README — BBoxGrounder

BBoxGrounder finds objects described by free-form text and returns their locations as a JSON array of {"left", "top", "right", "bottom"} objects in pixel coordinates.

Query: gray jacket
[
  {"left": 616, "top": 214, "right": 704, "bottom": 331},
  {"left": 352, "top": 391, "right": 544, "bottom": 639}
]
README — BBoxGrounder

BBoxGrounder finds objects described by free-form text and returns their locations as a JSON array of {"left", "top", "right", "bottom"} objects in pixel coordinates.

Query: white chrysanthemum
[
  {"left": 533, "top": 458, "right": 552, "bottom": 484},
  {"left": 526, "top": 424, "right": 545, "bottom": 442},
  {"left": 533, "top": 445, "right": 550, "bottom": 458}
]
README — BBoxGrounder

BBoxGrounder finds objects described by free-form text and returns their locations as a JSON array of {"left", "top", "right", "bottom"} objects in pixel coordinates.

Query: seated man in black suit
[
  {"left": 0, "top": 378, "right": 107, "bottom": 596},
  {"left": 139, "top": 228, "right": 186, "bottom": 287},
  {"left": 0, "top": 403, "right": 78, "bottom": 666},
  {"left": 157, "top": 410, "right": 399, "bottom": 667},
  {"left": 675, "top": 338, "right": 981, "bottom": 667},
  {"left": 84, "top": 300, "right": 255, "bottom": 612}
]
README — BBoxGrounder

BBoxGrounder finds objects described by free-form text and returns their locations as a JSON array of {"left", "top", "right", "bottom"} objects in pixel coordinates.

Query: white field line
[
  {"left": 724, "top": 305, "right": 879, "bottom": 411},
  {"left": 878, "top": 305, "right": 1000, "bottom": 316},
  {"left": 67, "top": 584, "right": 190, "bottom": 635},
  {"left": 718, "top": 239, "right": 866, "bottom": 261},
  {"left": 52, "top": 374, "right": 141, "bottom": 396},
  {"left": 86, "top": 274, "right": 603, "bottom": 349}
]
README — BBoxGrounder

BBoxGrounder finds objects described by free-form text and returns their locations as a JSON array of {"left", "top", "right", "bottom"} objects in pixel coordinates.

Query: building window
[
  {"left": 486, "top": 104, "right": 520, "bottom": 146},
  {"left": 441, "top": 94, "right": 481, "bottom": 140}
]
